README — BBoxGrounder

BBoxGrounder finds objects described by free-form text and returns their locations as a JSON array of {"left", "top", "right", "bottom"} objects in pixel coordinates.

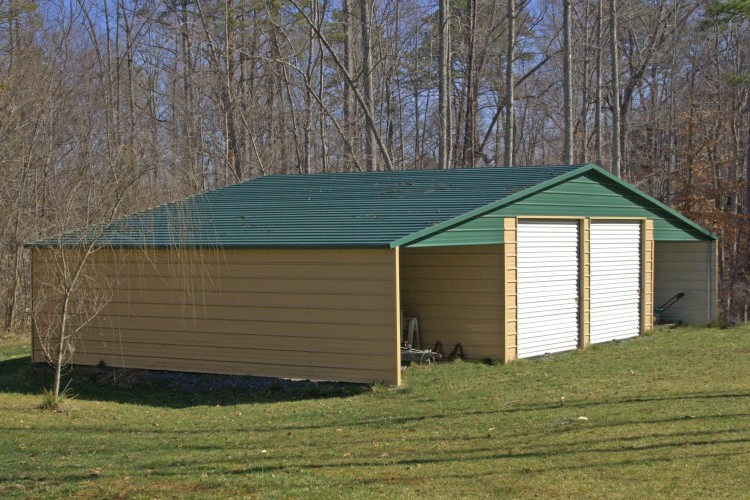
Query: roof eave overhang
[{"left": 27, "top": 242, "right": 394, "bottom": 250}]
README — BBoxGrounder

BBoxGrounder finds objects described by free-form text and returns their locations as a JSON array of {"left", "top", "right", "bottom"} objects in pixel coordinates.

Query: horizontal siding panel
[
  {"left": 400, "top": 245, "right": 504, "bottom": 360},
  {"left": 400, "top": 266, "right": 502, "bottom": 281},
  {"left": 73, "top": 330, "right": 393, "bottom": 355},
  {"left": 32, "top": 350, "right": 393, "bottom": 384},
  {"left": 654, "top": 242, "right": 713, "bottom": 325},
  {"left": 90, "top": 262, "right": 394, "bottom": 280},
  {"left": 33, "top": 248, "right": 400, "bottom": 267},
  {"left": 78, "top": 303, "right": 393, "bottom": 324},
  {"left": 35, "top": 277, "right": 395, "bottom": 296},
  {"left": 38, "top": 307, "right": 393, "bottom": 329},
  {"left": 402, "top": 254, "right": 501, "bottom": 266},
  {"left": 400, "top": 279, "right": 501, "bottom": 294},
  {"left": 32, "top": 248, "right": 397, "bottom": 271},
  {"left": 32, "top": 248, "right": 399, "bottom": 385},
  {"left": 96, "top": 291, "right": 393, "bottom": 309},
  {"left": 36, "top": 316, "right": 391, "bottom": 339},
  {"left": 400, "top": 304, "right": 501, "bottom": 321},
  {"left": 400, "top": 291, "right": 502, "bottom": 307},
  {"left": 69, "top": 342, "right": 391, "bottom": 371}
]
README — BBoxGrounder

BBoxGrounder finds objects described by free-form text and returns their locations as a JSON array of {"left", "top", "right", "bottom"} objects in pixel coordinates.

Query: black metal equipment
[{"left": 654, "top": 292, "right": 685, "bottom": 324}]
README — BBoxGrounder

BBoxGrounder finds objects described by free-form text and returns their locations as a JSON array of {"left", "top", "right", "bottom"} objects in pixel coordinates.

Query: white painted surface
[
  {"left": 517, "top": 220, "right": 579, "bottom": 358},
  {"left": 590, "top": 221, "right": 641, "bottom": 343}
]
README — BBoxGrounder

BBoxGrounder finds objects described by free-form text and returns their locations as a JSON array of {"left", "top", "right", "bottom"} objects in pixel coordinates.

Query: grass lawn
[{"left": 1, "top": 326, "right": 749, "bottom": 498}]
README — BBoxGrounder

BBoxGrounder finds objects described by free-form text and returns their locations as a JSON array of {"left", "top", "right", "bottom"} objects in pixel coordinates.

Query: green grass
[{"left": 1, "top": 326, "right": 749, "bottom": 498}]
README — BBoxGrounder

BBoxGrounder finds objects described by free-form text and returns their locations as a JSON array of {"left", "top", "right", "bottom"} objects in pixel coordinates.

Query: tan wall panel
[
  {"left": 67, "top": 330, "right": 395, "bottom": 355},
  {"left": 503, "top": 219, "right": 517, "bottom": 362},
  {"left": 79, "top": 262, "right": 395, "bottom": 280},
  {"left": 74, "top": 303, "right": 395, "bottom": 325},
  {"left": 393, "top": 279, "right": 503, "bottom": 295},
  {"left": 36, "top": 343, "right": 391, "bottom": 371},
  {"left": 94, "top": 290, "right": 394, "bottom": 310},
  {"left": 580, "top": 219, "right": 591, "bottom": 347},
  {"left": 642, "top": 220, "right": 655, "bottom": 331},
  {"left": 711, "top": 240, "right": 718, "bottom": 322},
  {"left": 400, "top": 245, "right": 504, "bottom": 361},
  {"left": 32, "top": 278, "right": 395, "bottom": 296},
  {"left": 37, "top": 247, "right": 397, "bottom": 266},
  {"left": 35, "top": 315, "right": 394, "bottom": 339},
  {"left": 31, "top": 351, "right": 390, "bottom": 384},
  {"left": 654, "top": 241, "right": 715, "bottom": 325},
  {"left": 31, "top": 247, "right": 400, "bottom": 385}
]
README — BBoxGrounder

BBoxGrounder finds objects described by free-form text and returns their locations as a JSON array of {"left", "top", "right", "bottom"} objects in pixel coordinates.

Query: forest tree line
[{"left": 1, "top": 0, "right": 749, "bottom": 326}]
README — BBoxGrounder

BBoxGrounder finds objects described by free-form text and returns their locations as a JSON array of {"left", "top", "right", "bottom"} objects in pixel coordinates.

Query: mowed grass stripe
[{"left": 0, "top": 325, "right": 748, "bottom": 498}]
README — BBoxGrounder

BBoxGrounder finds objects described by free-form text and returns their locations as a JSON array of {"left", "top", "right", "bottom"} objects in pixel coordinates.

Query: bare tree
[
  {"left": 461, "top": 0, "right": 478, "bottom": 167},
  {"left": 610, "top": 0, "right": 622, "bottom": 176},
  {"left": 563, "top": 0, "right": 573, "bottom": 164},
  {"left": 439, "top": 0, "right": 452, "bottom": 169},
  {"left": 2, "top": 0, "right": 750, "bottom": 329},
  {"left": 504, "top": 0, "right": 515, "bottom": 167},
  {"left": 359, "top": 0, "right": 377, "bottom": 171},
  {"left": 595, "top": 0, "right": 603, "bottom": 162}
]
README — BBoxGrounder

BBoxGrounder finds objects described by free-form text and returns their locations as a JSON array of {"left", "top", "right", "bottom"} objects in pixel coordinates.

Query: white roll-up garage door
[
  {"left": 517, "top": 220, "right": 580, "bottom": 358},
  {"left": 590, "top": 221, "right": 641, "bottom": 343}
]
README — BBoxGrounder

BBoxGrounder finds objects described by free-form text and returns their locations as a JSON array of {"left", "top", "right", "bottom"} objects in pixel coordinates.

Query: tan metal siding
[
  {"left": 580, "top": 219, "right": 591, "bottom": 347},
  {"left": 642, "top": 220, "right": 655, "bottom": 331},
  {"left": 654, "top": 241, "right": 715, "bottom": 325},
  {"left": 503, "top": 219, "right": 518, "bottom": 362},
  {"left": 399, "top": 245, "right": 504, "bottom": 361},
  {"left": 711, "top": 240, "right": 718, "bottom": 323},
  {"left": 31, "top": 248, "right": 400, "bottom": 385}
]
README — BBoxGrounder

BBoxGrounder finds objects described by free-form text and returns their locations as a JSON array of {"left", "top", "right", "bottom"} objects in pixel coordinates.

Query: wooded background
[{"left": 1, "top": 0, "right": 749, "bottom": 327}]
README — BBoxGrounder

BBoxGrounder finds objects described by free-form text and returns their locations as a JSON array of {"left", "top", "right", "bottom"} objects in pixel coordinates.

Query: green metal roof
[
  {"left": 393, "top": 164, "right": 717, "bottom": 246},
  {"left": 29, "top": 163, "right": 716, "bottom": 249}
]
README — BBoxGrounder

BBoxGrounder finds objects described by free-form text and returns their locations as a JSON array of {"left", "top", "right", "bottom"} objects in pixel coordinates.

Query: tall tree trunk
[
  {"left": 359, "top": 0, "right": 377, "bottom": 171},
  {"left": 579, "top": 0, "right": 590, "bottom": 163},
  {"left": 595, "top": 0, "right": 603, "bottom": 162},
  {"left": 439, "top": 0, "right": 451, "bottom": 169},
  {"left": 342, "top": 0, "right": 355, "bottom": 167},
  {"left": 317, "top": 2, "right": 328, "bottom": 173},
  {"left": 462, "top": 0, "right": 477, "bottom": 167},
  {"left": 224, "top": 2, "right": 241, "bottom": 181},
  {"left": 563, "top": 0, "right": 573, "bottom": 164},
  {"left": 303, "top": 0, "right": 316, "bottom": 174},
  {"left": 504, "top": 0, "right": 515, "bottom": 167},
  {"left": 610, "top": 0, "right": 622, "bottom": 176}
]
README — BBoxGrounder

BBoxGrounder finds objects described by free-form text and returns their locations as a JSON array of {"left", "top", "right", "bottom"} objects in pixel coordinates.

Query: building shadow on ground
[{"left": 0, "top": 355, "right": 371, "bottom": 408}]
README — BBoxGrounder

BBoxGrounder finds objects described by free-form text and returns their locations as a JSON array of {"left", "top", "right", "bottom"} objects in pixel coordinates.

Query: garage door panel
[
  {"left": 517, "top": 314, "right": 579, "bottom": 329},
  {"left": 518, "top": 310, "right": 579, "bottom": 321},
  {"left": 593, "top": 283, "right": 639, "bottom": 292},
  {"left": 521, "top": 338, "right": 579, "bottom": 350},
  {"left": 593, "top": 300, "right": 640, "bottom": 310},
  {"left": 516, "top": 266, "right": 579, "bottom": 275},
  {"left": 517, "top": 260, "right": 578, "bottom": 268},
  {"left": 517, "top": 301, "right": 579, "bottom": 311},
  {"left": 517, "top": 220, "right": 579, "bottom": 358},
  {"left": 520, "top": 339, "right": 580, "bottom": 357},
  {"left": 591, "top": 288, "right": 640, "bottom": 299},
  {"left": 590, "top": 221, "right": 641, "bottom": 344}
]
